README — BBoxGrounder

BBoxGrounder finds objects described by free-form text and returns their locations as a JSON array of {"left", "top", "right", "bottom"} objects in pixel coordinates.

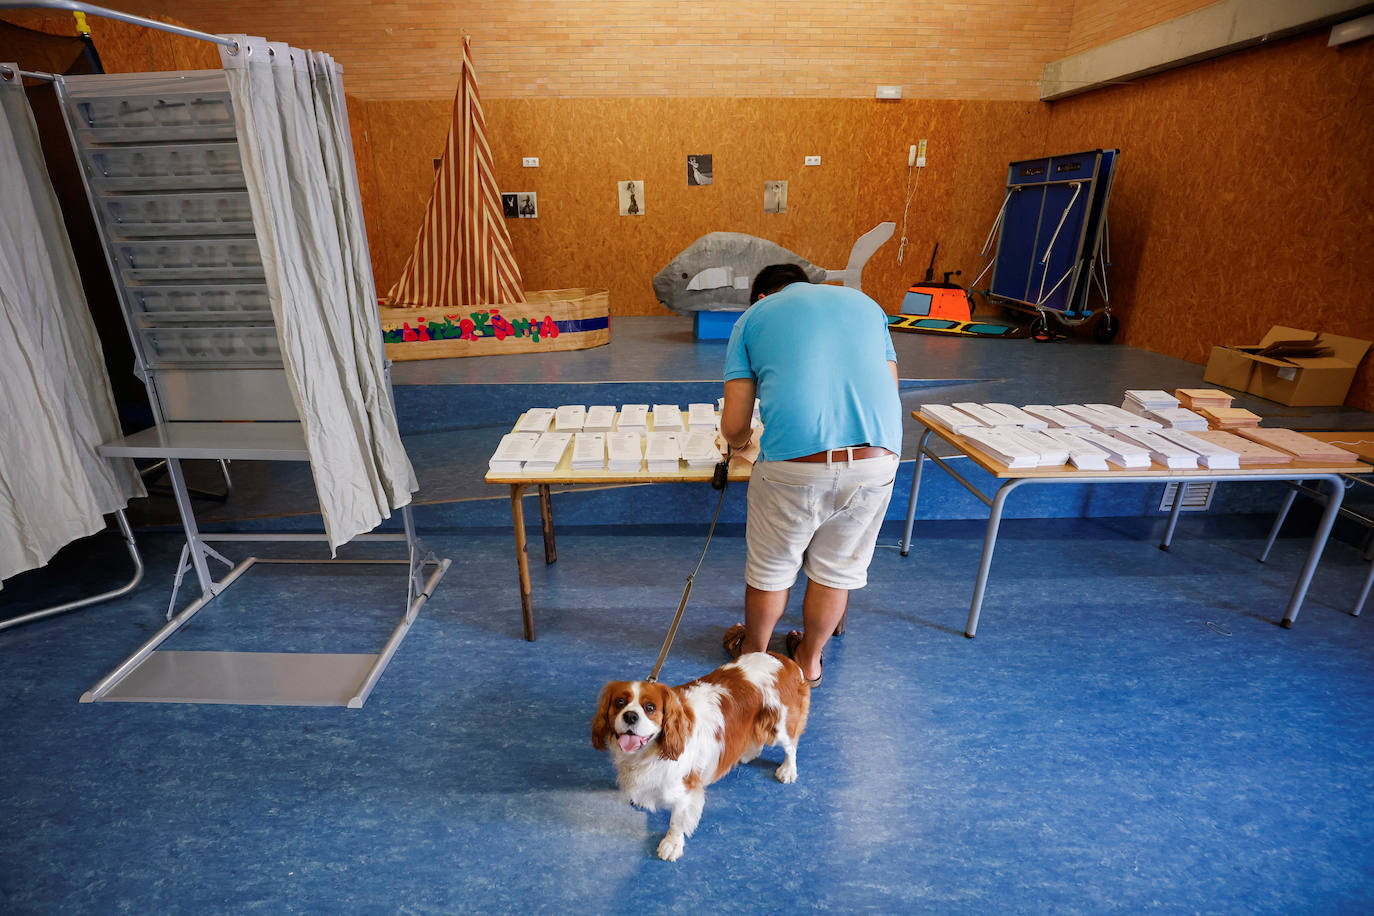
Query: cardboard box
[{"left": 1203, "top": 325, "right": 1371, "bottom": 407}]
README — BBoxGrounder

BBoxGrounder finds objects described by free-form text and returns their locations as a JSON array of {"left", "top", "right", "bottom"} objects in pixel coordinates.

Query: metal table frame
[
  {"left": 898, "top": 416, "right": 1367, "bottom": 637},
  {"left": 89, "top": 422, "right": 450, "bottom": 707}
]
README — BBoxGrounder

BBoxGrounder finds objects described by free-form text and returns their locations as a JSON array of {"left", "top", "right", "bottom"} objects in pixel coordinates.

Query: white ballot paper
[{"left": 514, "top": 407, "right": 555, "bottom": 433}]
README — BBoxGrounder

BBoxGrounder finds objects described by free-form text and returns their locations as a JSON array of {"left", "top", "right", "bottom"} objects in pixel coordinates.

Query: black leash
[{"left": 646, "top": 457, "right": 731, "bottom": 683}]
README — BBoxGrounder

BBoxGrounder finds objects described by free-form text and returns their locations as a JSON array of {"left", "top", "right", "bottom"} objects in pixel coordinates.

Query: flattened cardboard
[{"left": 1203, "top": 324, "right": 1371, "bottom": 407}]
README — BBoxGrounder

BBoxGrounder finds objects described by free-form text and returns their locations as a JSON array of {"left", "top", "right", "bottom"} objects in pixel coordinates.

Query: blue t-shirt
[{"left": 723, "top": 282, "right": 901, "bottom": 461}]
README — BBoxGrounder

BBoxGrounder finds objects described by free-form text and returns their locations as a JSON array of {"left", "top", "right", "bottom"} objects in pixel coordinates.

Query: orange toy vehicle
[{"left": 888, "top": 245, "right": 1028, "bottom": 339}]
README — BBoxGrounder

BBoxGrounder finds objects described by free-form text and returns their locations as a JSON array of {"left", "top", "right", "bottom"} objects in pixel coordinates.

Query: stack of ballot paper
[
  {"left": 606, "top": 432, "right": 644, "bottom": 471},
  {"left": 645, "top": 431, "right": 681, "bottom": 473},
  {"left": 1189, "top": 429, "right": 1291, "bottom": 465},
  {"left": 583, "top": 405, "right": 617, "bottom": 432},
  {"left": 1234, "top": 427, "right": 1359, "bottom": 463},
  {"left": 1114, "top": 428, "right": 1199, "bottom": 469},
  {"left": 554, "top": 404, "right": 586, "bottom": 432},
  {"left": 681, "top": 429, "right": 723, "bottom": 468},
  {"left": 1085, "top": 403, "right": 1162, "bottom": 429},
  {"left": 1123, "top": 390, "right": 1179, "bottom": 414},
  {"left": 1058, "top": 404, "right": 1134, "bottom": 431},
  {"left": 1022, "top": 405, "right": 1092, "bottom": 429},
  {"left": 617, "top": 404, "right": 649, "bottom": 430},
  {"left": 1154, "top": 428, "right": 1239, "bottom": 469},
  {"left": 1004, "top": 428, "right": 1069, "bottom": 466},
  {"left": 514, "top": 407, "right": 555, "bottom": 433},
  {"left": 960, "top": 427, "right": 1040, "bottom": 468},
  {"left": 1199, "top": 406, "right": 1261, "bottom": 430},
  {"left": 523, "top": 431, "right": 572, "bottom": 474},
  {"left": 954, "top": 402, "right": 1020, "bottom": 426},
  {"left": 983, "top": 403, "right": 1049, "bottom": 429},
  {"left": 1070, "top": 428, "right": 1152, "bottom": 468},
  {"left": 918, "top": 404, "right": 987, "bottom": 434},
  {"left": 570, "top": 432, "right": 606, "bottom": 470},
  {"left": 1147, "top": 407, "right": 1209, "bottom": 430},
  {"left": 652, "top": 404, "right": 684, "bottom": 431},
  {"left": 1039, "top": 429, "right": 1111, "bottom": 470},
  {"left": 688, "top": 403, "right": 718, "bottom": 430},
  {"left": 489, "top": 432, "right": 541, "bottom": 473},
  {"left": 1175, "top": 388, "right": 1233, "bottom": 410}
]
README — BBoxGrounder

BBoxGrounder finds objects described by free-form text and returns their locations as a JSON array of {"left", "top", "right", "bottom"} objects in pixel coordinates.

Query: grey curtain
[{"left": 0, "top": 65, "right": 144, "bottom": 584}]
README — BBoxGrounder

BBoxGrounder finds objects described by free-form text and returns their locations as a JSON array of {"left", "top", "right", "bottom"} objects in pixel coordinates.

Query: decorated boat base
[{"left": 380, "top": 288, "right": 610, "bottom": 359}]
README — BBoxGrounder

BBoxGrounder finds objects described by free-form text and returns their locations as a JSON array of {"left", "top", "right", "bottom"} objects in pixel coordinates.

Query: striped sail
[{"left": 385, "top": 37, "right": 525, "bottom": 308}]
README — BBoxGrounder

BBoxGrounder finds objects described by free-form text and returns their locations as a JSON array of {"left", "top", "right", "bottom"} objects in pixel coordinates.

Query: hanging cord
[
  {"left": 896, "top": 161, "right": 921, "bottom": 266},
  {"left": 646, "top": 457, "right": 731, "bottom": 683}
]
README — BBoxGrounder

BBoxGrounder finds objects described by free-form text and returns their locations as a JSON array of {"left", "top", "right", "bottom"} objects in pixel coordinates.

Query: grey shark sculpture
[{"left": 652, "top": 222, "right": 895, "bottom": 314}]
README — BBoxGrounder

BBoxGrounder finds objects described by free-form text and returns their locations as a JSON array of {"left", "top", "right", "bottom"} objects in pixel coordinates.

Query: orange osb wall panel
[
  {"left": 1045, "top": 30, "right": 1374, "bottom": 411},
  {"left": 1065, "top": 0, "right": 1220, "bottom": 55},
  {"left": 0, "top": 10, "right": 218, "bottom": 72},
  {"left": 96, "top": 0, "right": 1072, "bottom": 101},
  {"left": 358, "top": 97, "right": 1048, "bottom": 318}
]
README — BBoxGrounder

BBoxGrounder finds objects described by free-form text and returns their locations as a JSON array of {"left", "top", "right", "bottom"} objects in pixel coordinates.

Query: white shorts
[{"left": 745, "top": 453, "right": 898, "bottom": 592}]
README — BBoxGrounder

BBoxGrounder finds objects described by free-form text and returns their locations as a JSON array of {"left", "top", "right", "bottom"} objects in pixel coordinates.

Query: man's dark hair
[{"left": 750, "top": 263, "right": 810, "bottom": 302}]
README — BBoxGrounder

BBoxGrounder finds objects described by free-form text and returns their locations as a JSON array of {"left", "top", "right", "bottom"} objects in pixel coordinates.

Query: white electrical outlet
[
  {"left": 522, "top": 157, "right": 539, "bottom": 167},
  {"left": 804, "top": 155, "right": 821, "bottom": 166}
]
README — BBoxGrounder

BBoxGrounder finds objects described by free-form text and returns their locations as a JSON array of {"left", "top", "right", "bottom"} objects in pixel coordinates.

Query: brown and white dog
[{"left": 591, "top": 651, "right": 810, "bottom": 861}]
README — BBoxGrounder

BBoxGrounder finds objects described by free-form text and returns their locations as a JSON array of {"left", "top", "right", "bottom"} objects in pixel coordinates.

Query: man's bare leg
[
  {"left": 742, "top": 584, "right": 789, "bottom": 654},
  {"left": 794, "top": 578, "right": 849, "bottom": 681}
]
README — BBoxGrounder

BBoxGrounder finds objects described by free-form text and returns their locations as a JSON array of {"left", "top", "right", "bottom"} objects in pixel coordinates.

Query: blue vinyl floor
[{"left": 3, "top": 319, "right": 1374, "bottom": 914}]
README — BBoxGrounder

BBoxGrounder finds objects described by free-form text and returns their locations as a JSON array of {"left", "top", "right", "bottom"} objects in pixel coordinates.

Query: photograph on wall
[
  {"left": 619, "top": 180, "right": 645, "bottom": 216},
  {"left": 764, "top": 180, "right": 788, "bottom": 214},
  {"left": 502, "top": 193, "right": 519, "bottom": 218},
  {"left": 687, "top": 155, "right": 713, "bottom": 186},
  {"left": 518, "top": 192, "right": 538, "bottom": 218}
]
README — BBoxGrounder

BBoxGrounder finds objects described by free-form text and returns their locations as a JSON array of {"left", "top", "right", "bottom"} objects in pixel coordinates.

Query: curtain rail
[
  {"left": 0, "top": 64, "right": 58, "bottom": 81},
  {"left": 0, "top": 1, "right": 240, "bottom": 53}
]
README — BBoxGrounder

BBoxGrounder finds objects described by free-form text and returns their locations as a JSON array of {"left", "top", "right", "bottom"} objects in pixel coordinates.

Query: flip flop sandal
[
  {"left": 722, "top": 622, "right": 747, "bottom": 660},
  {"left": 785, "top": 630, "right": 823, "bottom": 688}
]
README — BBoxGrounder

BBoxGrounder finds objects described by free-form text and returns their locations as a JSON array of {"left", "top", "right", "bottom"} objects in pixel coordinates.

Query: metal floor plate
[{"left": 99, "top": 650, "right": 380, "bottom": 706}]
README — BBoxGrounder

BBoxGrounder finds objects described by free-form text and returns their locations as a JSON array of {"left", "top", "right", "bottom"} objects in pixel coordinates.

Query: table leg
[
  {"left": 538, "top": 483, "right": 557, "bottom": 564},
  {"left": 1259, "top": 486, "right": 1299, "bottom": 563},
  {"left": 1281, "top": 475, "right": 1344, "bottom": 629},
  {"left": 1159, "top": 482, "right": 1187, "bottom": 551},
  {"left": 510, "top": 483, "right": 536, "bottom": 641},
  {"left": 900, "top": 427, "right": 934, "bottom": 556},
  {"left": 1353, "top": 556, "right": 1374, "bottom": 618},
  {"left": 966, "top": 480, "right": 1021, "bottom": 638}
]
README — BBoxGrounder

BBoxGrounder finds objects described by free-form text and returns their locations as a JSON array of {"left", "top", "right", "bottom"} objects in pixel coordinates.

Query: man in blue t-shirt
[{"left": 719, "top": 263, "right": 901, "bottom": 687}]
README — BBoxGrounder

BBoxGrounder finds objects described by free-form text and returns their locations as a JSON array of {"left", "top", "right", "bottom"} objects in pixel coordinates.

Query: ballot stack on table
[
  {"left": 488, "top": 400, "right": 764, "bottom": 475},
  {"left": 916, "top": 388, "right": 1359, "bottom": 472}
]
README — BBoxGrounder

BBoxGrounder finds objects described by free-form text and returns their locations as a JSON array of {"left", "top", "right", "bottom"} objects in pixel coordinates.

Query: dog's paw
[
  {"left": 775, "top": 760, "right": 798, "bottom": 784},
  {"left": 657, "top": 832, "right": 686, "bottom": 861}
]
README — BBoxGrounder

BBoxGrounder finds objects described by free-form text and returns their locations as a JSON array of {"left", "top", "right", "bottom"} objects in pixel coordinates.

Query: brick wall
[
  {"left": 1065, "top": 0, "right": 1221, "bottom": 54},
  {"left": 98, "top": 0, "right": 1075, "bottom": 101}
]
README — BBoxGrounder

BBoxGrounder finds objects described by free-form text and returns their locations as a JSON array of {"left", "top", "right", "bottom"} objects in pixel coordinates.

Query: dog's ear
[
  {"left": 591, "top": 682, "right": 620, "bottom": 750},
  {"left": 657, "top": 687, "right": 694, "bottom": 761}
]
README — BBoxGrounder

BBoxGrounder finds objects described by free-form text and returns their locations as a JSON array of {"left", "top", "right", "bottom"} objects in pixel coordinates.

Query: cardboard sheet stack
[
  {"left": 1234, "top": 427, "right": 1359, "bottom": 464},
  {"left": 1174, "top": 388, "right": 1232, "bottom": 411},
  {"left": 1189, "top": 429, "right": 1291, "bottom": 465},
  {"left": 606, "top": 431, "right": 644, "bottom": 471},
  {"left": 1199, "top": 406, "right": 1262, "bottom": 430}
]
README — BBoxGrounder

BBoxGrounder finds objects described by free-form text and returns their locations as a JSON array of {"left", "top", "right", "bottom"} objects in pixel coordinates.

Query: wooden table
[
  {"left": 485, "top": 416, "right": 755, "bottom": 640},
  {"left": 899, "top": 413, "right": 1371, "bottom": 636}
]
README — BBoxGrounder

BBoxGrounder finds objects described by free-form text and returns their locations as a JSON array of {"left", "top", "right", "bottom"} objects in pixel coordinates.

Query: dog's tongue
[{"left": 618, "top": 733, "right": 649, "bottom": 753}]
